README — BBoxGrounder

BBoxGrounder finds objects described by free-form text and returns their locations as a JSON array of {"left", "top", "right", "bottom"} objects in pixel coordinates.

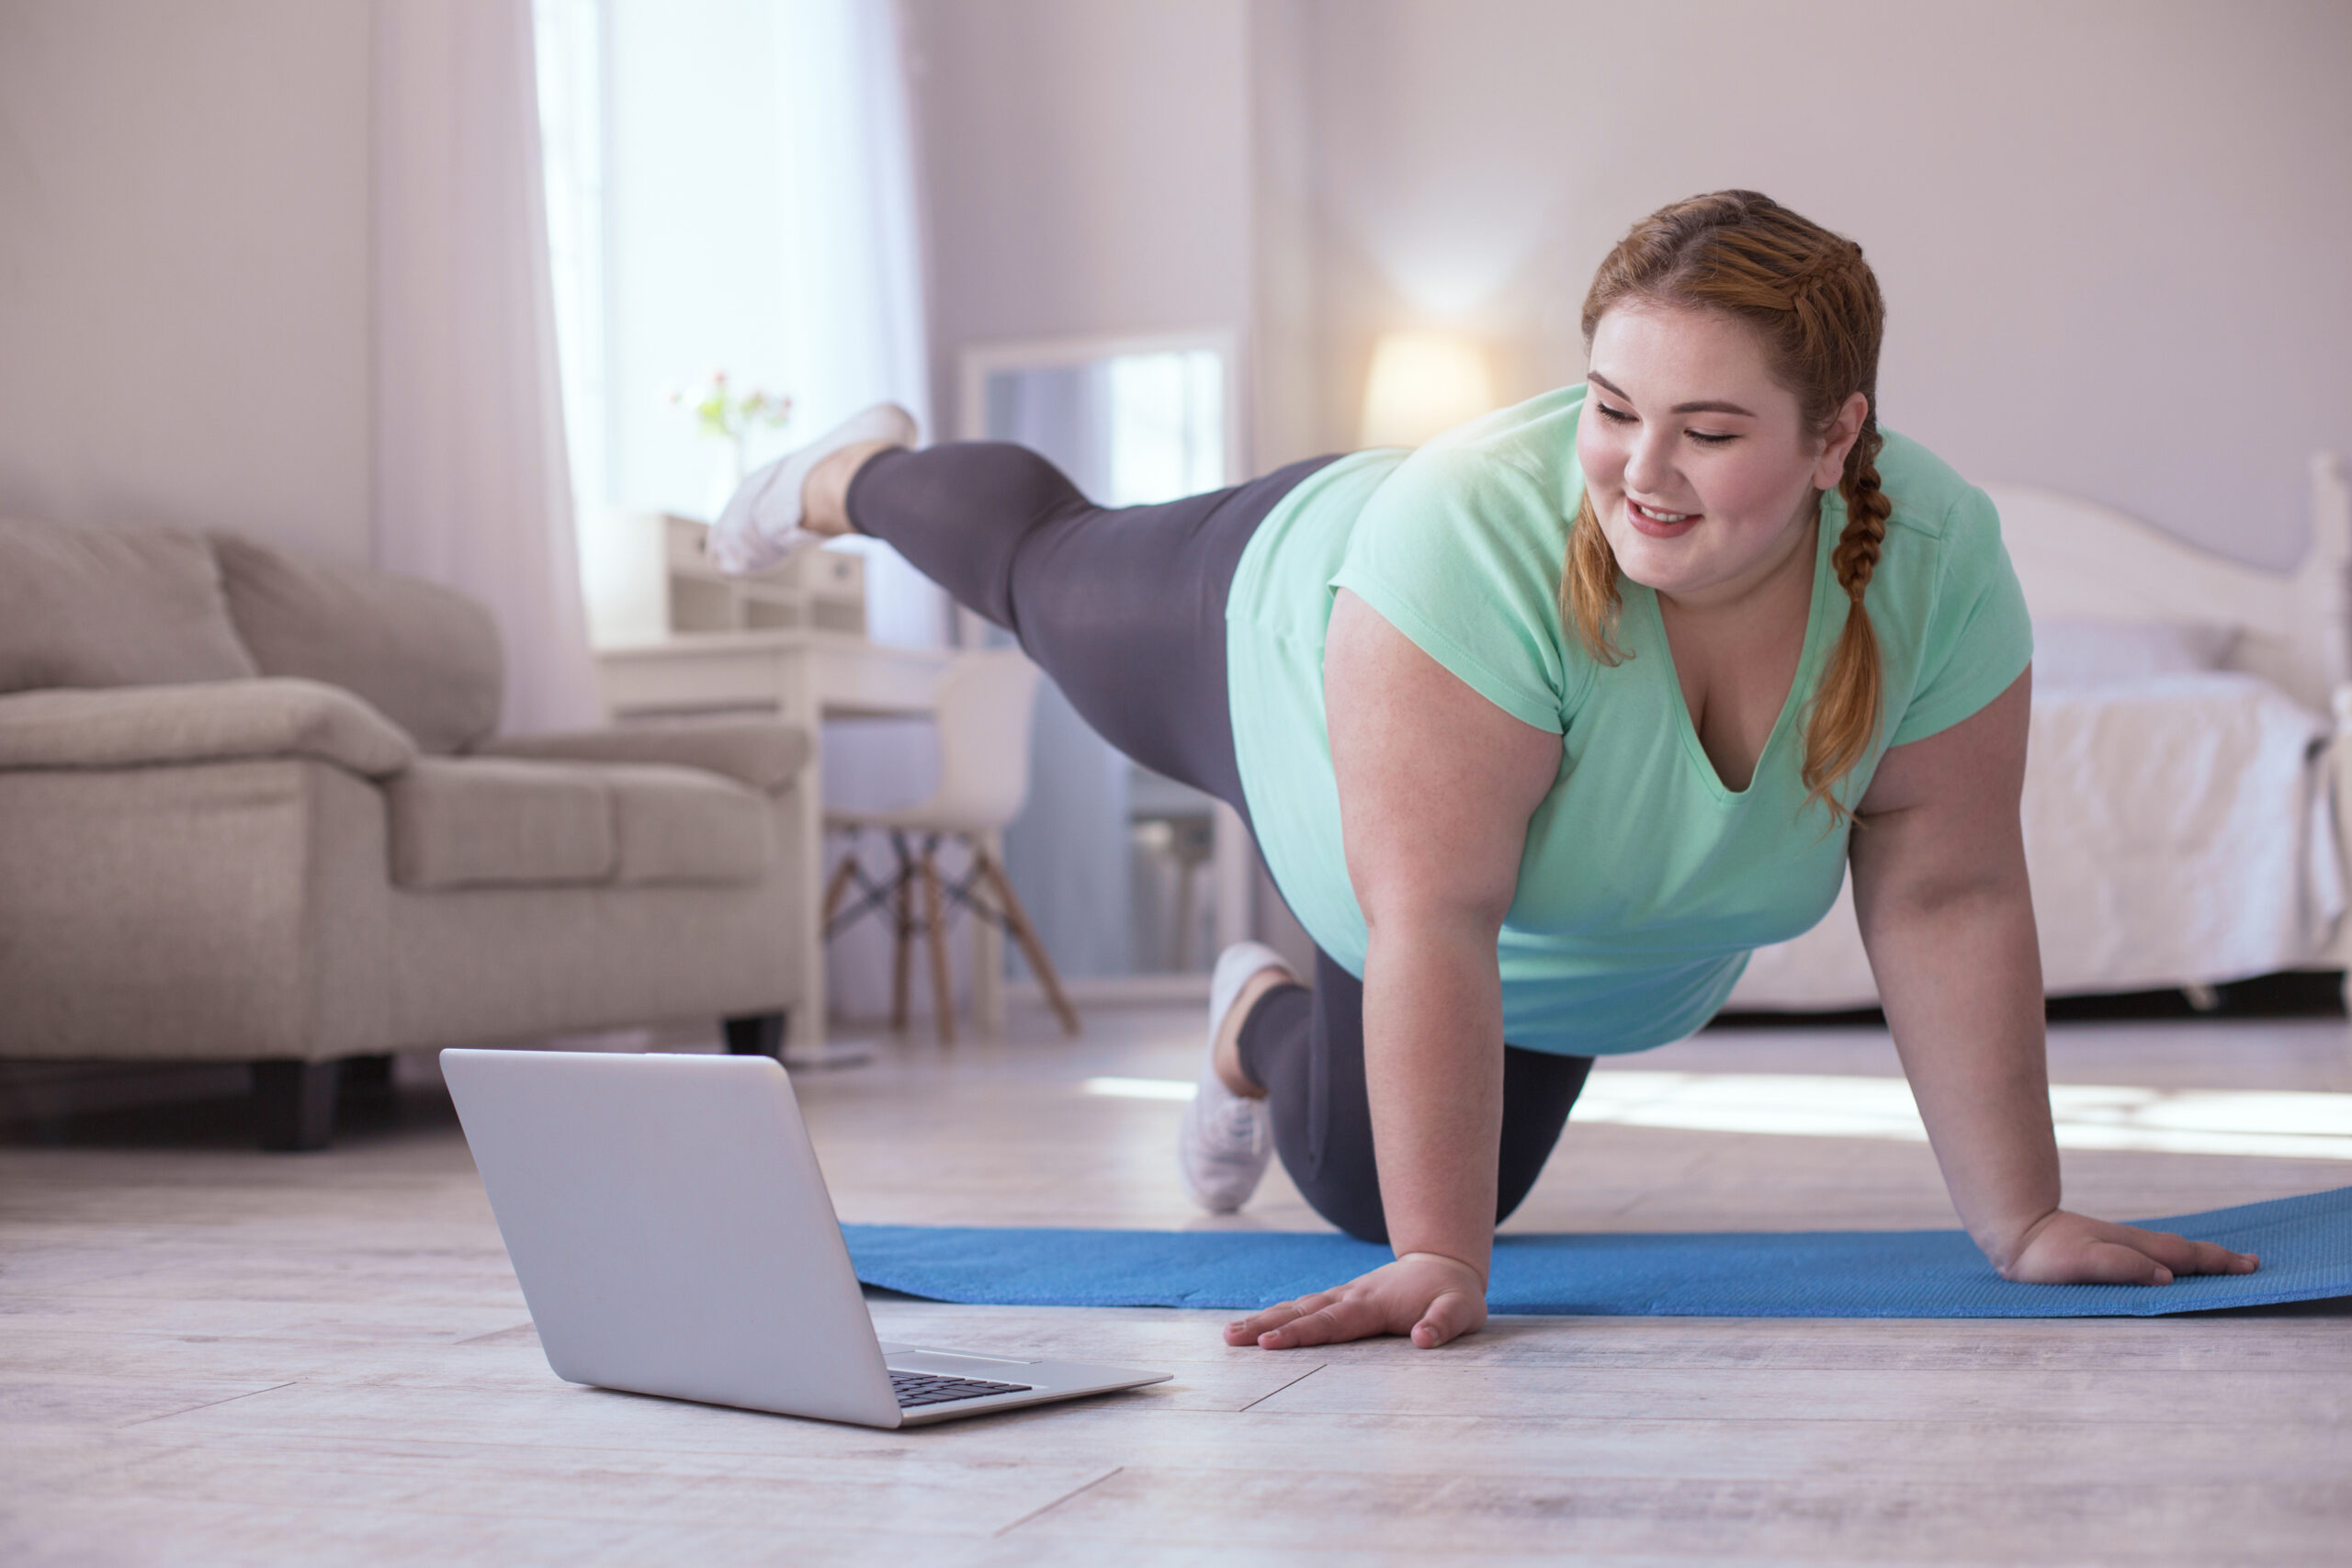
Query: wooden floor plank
[
  {"left": 1005, "top": 1466, "right": 2352, "bottom": 1562},
  {"left": 5, "top": 1005, "right": 2348, "bottom": 1565},
  {"left": 1241, "top": 1362, "right": 2352, "bottom": 1424}
]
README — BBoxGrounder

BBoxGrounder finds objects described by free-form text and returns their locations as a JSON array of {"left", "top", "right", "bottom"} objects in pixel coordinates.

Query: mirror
[{"left": 958, "top": 333, "right": 1251, "bottom": 985}]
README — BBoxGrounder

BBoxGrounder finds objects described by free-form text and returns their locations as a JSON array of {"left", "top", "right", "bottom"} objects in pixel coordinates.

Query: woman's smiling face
[{"left": 1576, "top": 302, "right": 1863, "bottom": 610}]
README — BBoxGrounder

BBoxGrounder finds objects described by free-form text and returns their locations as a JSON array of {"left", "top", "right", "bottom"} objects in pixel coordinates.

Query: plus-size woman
[{"left": 715, "top": 191, "right": 2258, "bottom": 1350}]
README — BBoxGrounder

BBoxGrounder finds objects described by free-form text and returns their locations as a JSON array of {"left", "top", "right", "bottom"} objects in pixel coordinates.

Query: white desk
[
  {"left": 598, "top": 628, "right": 951, "bottom": 721},
  {"left": 595, "top": 630, "right": 963, "bottom": 1056}
]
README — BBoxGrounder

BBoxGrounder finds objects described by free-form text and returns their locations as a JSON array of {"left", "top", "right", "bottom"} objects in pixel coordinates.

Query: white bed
[{"left": 1727, "top": 452, "right": 2352, "bottom": 1012}]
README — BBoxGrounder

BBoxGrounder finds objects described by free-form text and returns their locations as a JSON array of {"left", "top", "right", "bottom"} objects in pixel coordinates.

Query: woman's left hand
[{"left": 1996, "top": 1209, "right": 2258, "bottom": 1286}]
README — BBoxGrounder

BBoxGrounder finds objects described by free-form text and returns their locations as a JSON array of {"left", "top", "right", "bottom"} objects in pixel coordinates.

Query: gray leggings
[{"left": 847, "top": 443, "right": 1594, "bottom": 1244}]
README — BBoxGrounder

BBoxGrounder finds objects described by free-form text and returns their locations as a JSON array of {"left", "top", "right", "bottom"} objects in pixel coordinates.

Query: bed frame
[
  {"left": 1986, "top": 453, "right": 2352, "bottom": 715},
  {"left": 1986, "top": 452, "right": 2352, "bottom": 983}
]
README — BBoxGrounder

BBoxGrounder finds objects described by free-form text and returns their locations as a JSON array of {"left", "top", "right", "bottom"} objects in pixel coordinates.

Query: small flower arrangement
[{"left": 666, "top": 371, "right": 794, "bottom": 482}]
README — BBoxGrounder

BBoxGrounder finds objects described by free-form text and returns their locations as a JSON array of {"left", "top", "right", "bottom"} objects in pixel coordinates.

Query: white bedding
[{"left": 1728, "top": 671, "right": 2344, "bottom": 1010}]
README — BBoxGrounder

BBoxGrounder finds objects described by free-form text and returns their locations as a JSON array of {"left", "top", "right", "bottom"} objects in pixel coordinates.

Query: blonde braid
[{"left": 1803, "top": 422, "right": 1891, "bottom": 820}]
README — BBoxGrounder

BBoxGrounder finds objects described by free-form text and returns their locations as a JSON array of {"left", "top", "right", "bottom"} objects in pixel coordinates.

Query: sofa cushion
[
  {"left": 474, "top": 719, "right": 813, "bottom": 793},
  {"left": 605, "top": 763, "right": 775, "bottom": 886},
  {"left": 386, "top": 757, "right": 772, "bottom": 890},
  {"left": 210, "top": 532, "right": 504, "bottom": 754},
  {"left": 0, "top": 518, "right": 260, "bottom": 694},
  {"left": 387, "top": 758, "right": 614, "bottom": 889}
]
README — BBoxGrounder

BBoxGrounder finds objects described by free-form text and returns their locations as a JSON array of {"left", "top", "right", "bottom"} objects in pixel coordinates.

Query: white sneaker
[
  {"left": 1177, "top": 942, "right": 1295, "bottom": 1214},
  {"left": 707, "top": 402, "right": 920, "bottom": 575}
]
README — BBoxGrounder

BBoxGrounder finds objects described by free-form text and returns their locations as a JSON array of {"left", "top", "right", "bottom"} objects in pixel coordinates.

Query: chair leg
[
  {"left": 820, "top": 850, "right": 860, "bottom": 931},
  {"left": 724, "top": 1011, "right": 786, "bottom": 1058},
  {"left": 1171, "top": 858, "right": 1199, "bottom": 973},
  {"left": 976, "top": 849, "right": 1080, "bottom": 1036},
  {"left": 919, "top": 840, "right": 956, "bottom": 1044},
  {"left": 253, "top": 1059, "right": 341, "bottom": 1152},
  {"left": 889, "top": 840, "right": 914, "bottom": 1032}
]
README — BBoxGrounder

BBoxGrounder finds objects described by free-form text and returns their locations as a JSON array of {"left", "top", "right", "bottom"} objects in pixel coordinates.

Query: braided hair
[{"left": 1564, "top": 190, "right": 1890, "bottom": 822}]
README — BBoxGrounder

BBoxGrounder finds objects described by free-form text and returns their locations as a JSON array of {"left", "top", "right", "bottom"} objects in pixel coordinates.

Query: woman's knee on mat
[{"left": 1288, "top": 1148, "right": 1555, "bottom": 1247}]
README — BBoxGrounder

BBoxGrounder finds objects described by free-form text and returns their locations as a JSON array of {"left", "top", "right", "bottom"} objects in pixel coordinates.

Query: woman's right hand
[
  {"left": 1299, "top": 594, "right": 1555, "bottom": 1355},
  {"left": 1223, "top": 1252, "right": 1489, "bottom": 1350}
]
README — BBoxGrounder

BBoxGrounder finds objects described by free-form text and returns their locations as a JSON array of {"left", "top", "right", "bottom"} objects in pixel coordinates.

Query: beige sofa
[{"left": 0, "top": 518, "right": 814, "bottom": 1149}]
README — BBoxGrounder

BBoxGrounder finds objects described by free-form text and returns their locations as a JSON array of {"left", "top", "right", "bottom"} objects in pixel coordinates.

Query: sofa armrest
[
  {"left": 474, "top": 719, "right": 813, "bottom": 793},
  {"left": 0, "top": 679, "right": 418, "bottom": 779}
]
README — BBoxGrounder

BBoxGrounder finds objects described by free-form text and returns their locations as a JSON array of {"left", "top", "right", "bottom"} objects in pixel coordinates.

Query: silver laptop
[{"left": 442, "top": 1048, "right": 1170, "bottom": 1427}]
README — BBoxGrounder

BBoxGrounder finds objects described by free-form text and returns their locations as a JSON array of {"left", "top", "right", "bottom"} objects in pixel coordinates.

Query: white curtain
[
  {"left": 374, "top": 0, "right": 603, "bottom": 734},
  {"left": 773, "top": 0, "right": 941, "bottom": 649},
  {"left": 777, "top": 0, "right": 956, "bottom": 1020}
]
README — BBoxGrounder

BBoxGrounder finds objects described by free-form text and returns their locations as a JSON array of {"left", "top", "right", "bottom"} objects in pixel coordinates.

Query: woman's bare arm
[
  {"left": 1226, "top": 590, "right": 1560, "bottom": 1350},
  {"left": 1850, "top": 670, "right": 2256, "bottom": 1282}
]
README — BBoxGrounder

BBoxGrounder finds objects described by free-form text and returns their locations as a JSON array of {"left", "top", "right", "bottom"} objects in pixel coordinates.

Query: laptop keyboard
[{"left": 890, "top": 1369, "right": 1035, "bottom": 1408}]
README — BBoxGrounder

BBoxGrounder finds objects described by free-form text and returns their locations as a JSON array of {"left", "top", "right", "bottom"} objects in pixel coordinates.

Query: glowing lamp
[{"left": 1357, "top": 329, "right": 1497, "bottom": 448}]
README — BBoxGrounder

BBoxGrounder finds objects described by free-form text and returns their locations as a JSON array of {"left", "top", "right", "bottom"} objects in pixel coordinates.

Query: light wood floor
[{"left": 6, "top": 1007, "right": 2350, "bottom": 1565}]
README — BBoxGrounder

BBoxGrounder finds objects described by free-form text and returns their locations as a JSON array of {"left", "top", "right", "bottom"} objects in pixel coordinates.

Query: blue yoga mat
[{"left": 844, "top": 1185, "right": 2352, "bottom": 1318}]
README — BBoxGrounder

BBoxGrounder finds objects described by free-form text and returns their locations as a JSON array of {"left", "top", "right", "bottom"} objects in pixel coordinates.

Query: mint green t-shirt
[{"left": 1224, "top": 385, "right": 2033, "bottom": 1056}]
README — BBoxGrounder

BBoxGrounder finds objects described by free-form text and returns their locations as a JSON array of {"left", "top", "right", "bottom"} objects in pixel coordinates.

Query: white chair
[
  {"left": 1127, "top": 766, "right": 1220, "bottom": 972},
  {"left": 821, "top": 650, "right": 1080, "bottom": 1043}
]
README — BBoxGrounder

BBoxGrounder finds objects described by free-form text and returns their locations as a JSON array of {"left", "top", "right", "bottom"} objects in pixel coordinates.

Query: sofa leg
[
  {"left": 342, "top": 1053, "right": 395, "bottom": 1091},
  {"left": 724, "top": 1011, "right": 787, "bottom": 1059},
  {"left": 253, "top": 1060, "right": 342, "bottom": 1152}
]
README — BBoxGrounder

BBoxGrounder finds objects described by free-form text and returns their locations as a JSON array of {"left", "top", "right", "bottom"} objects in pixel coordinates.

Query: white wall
[
  {"left": 7, "top": 5, "right": 2337, "bottom": 581},
  {"left": 0, "top": 0, "right": 375, "bottom": 562},
  {"left": 1269, "top": 0, "right": 2352, "bottom": 568},
  {"left": 899, "top": 0, "right": 1255, "bottom": 441}
]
